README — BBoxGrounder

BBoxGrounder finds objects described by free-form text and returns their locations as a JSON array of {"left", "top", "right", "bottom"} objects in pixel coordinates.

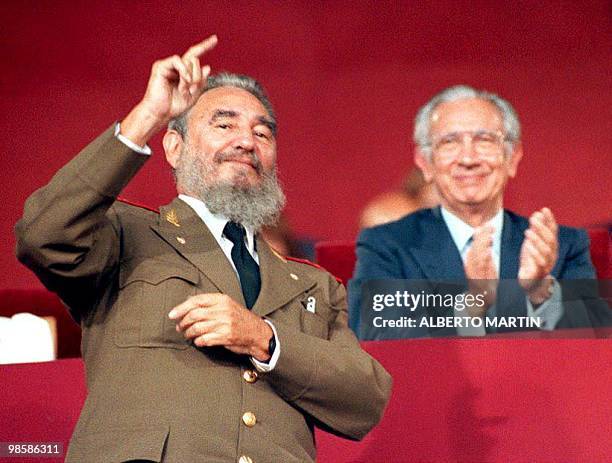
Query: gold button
[
  {"left": 239, "top": 456, "right": 253, "bottom": 463},
  {"left": 242, "top": 369, "right": 258, "bottom": 383},
  {"left": 290, "top": 273, "right": 299, "bottom": 280},
  {"left": 176, "top": 236, "right": 186, "bottom": 244},
  {"left": 242, "top": 411, "right": 257, "bottom": 427}
]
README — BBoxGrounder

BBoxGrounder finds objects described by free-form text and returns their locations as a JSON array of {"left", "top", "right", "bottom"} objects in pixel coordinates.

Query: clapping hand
[
  {"left": 518, "top": 207, "right": 558, "bottom": 304},
  {"left": 464, "top": 225, "right": 498, "bottom": 317}
]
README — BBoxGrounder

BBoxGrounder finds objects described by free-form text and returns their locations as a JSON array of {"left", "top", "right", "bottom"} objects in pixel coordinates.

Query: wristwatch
[{"left": 268, "top": 332, "right": 276, "bottom": 357}]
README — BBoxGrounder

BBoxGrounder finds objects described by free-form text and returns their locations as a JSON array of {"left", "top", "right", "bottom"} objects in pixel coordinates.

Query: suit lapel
[
  {"left": 252, "top": 236, "right": 315, "bottom": 317},
  {"left": 408, "top": 207, "right": 466, "bottom": 282},
  {"left": 150, "top": 198, "right": 245, "bottom": 306}
]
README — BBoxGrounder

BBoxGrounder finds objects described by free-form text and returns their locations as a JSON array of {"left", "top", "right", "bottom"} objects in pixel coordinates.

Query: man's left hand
[
  {"left": 169, "top": 293, "right": 273, "bottom": 361},
  {"left": 518, "top": 207, "right": 558, "bottom": 303}
]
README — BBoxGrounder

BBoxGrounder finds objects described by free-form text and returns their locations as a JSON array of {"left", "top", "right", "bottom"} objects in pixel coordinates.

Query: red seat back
[
  {"left": 588, "top": 228, "right": 612, "bottom": 278},
  {"left": 315, "top": 241, "right": 356, "bottom": 285}
]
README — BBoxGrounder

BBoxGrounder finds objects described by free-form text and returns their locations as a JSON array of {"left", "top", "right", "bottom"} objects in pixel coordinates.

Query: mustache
[{"left": 214, "top": 149, "right": 263, "bottom": 174}]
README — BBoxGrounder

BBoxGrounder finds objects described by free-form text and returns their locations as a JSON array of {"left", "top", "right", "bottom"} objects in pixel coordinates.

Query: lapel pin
[
  {"left": 166, "top": 210, "right": 181, "bottom": 227},
  {"left": 176, "top": 236, "right": 186, "bottom": 244},
  {"left": 306, "top": 296, "right": 316, "bottom": 313}
]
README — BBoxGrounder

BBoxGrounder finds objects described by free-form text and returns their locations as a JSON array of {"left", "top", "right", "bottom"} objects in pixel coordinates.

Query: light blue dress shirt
[{"left": 441, "top": 207, "right": 562, "bottom": 335}]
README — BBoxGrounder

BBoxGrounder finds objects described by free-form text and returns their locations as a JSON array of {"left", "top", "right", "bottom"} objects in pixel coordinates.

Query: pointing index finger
[{"left": 183, "top": 35, "right": 218, "bottom": 61}]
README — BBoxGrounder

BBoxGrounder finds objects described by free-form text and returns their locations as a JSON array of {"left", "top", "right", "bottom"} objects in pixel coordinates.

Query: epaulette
[
  {"left": 116, "top": 197, "right": 159, "bottom": 214},
  {"left": 285, "top": 256, "right": 343, "bottom": 284}
]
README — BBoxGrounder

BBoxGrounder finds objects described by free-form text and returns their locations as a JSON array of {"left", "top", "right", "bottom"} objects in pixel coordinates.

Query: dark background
[{"left": 2, "top": 0, "right": 610, "bottom": 289}]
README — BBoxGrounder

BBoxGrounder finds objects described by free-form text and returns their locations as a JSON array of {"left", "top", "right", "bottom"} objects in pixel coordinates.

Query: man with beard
[{"left": 15, "top": 36, "right": 391, "bottom": 463}]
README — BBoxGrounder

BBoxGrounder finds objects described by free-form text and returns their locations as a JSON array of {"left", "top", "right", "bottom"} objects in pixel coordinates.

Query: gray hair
[
  {"left": 168, "top": 72, "right": 277, "bottom": 138},
  {"left": 175, "top": 143, "right": 286, "bottom": 232},
  {"left": 414, "top": 85, "right": 521, "bottom": 157}
]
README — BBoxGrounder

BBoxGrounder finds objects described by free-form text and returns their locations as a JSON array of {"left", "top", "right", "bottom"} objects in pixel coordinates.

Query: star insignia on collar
[{"left": 165, "top": 210, "right": 181, "bottom": 227}]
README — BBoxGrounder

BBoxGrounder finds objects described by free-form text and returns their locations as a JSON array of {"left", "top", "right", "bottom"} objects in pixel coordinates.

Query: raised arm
[{"left": 15, "top": 37, "right": 218, "bottom": 316}]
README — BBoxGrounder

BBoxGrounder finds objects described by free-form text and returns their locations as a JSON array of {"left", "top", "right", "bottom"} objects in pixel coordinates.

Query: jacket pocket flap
[
  {"left": 300, "top": 310, "right": 330, "bottom": 339},
  {"left": 120, "top": 260, "right": 199, "bottom": 288}
]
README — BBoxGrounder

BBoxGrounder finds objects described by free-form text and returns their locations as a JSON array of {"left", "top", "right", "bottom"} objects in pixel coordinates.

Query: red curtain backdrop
[{"left": 1, "top": 0, "right": 611, "bottom": 289}]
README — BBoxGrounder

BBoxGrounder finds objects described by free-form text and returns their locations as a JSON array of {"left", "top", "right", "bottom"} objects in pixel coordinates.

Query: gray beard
[{"left": 175, "top": 146, "right": 286, "bottom": 232}]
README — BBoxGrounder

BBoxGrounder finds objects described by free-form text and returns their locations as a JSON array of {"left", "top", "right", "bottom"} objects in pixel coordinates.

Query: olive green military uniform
[{"left": 16, "top": 126, "right": 392, "bottom": 463}]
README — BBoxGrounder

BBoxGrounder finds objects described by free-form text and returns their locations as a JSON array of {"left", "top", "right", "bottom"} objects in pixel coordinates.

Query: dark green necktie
[{"left": 223, "top": 221, "right": 261, "bottom": 309}]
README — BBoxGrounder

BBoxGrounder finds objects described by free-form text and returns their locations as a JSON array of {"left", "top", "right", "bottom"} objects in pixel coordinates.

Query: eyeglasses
[{"left": 429, "top": 130, "right": 507, "bottom": 160}]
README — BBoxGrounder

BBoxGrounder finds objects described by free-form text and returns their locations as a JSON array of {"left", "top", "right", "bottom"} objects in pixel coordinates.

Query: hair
[
  {"left": 168, "top": 72, "right": 277, "bottom": 138},
  {"left": 413, "top": 85, "right": 521, "bottom": 157}
]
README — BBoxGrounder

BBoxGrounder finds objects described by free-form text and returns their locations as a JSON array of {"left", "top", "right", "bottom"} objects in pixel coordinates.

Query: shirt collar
[
  {"left": 440, "top": 206, "right": 504, "bottom": 256},
  {"left": 178, "top": 194, "right": 256, "bottom": 252}
]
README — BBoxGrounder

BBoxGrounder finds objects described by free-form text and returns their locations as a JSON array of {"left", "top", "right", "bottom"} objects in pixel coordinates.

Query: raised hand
[{"left": 120, "top": 35, "right": 218, "bottom": 146}]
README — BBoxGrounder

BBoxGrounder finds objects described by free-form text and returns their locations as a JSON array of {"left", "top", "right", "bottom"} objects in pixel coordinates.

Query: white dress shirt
[{"left": 179, "top": 194, "right": 259, "bottom": 269}]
